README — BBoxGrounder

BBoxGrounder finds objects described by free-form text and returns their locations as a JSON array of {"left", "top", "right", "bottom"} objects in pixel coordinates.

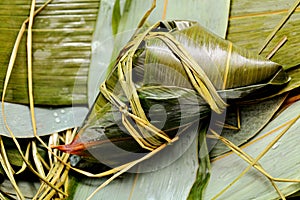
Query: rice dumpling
[{"left": 56, "top": 20, "right": 289, "bottom": 169}]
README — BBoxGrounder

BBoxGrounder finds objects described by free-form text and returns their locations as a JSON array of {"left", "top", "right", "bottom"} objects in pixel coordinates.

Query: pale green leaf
[
  {"left": 69, "top": 131, "right": 199, "bottom": 200},
  {"left": 210, "top": 95, "right": 286, "bottom": 157},
  {"left": 0, "top": 102, "right": 88, "bottom": 137},
  {"left": 187, "top": 126, "right": 211, "bottom": 199},
  {"left": 205, "top": 100, "right": 300, "bottom": 199}
]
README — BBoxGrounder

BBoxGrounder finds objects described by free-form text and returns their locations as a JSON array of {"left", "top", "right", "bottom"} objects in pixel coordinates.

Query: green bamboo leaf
[
  {"left": 0, "top": 179, "right": 39, "bottom": 199},
  {"left": 227, "top": 0, "right": 300, "bottom": 69},
  {"left": 112, "top": 0, "right": 121, "bottom": 36},
  {"left": 187, "top": 125, "right": 211, "bottom": 200},
  {"left": 158, "top": 0, "right": 230, "bottom": 38},
  {"left": 0, "top": 103, "right": 88, "bottom": 137},
  {"left": 0, "top": 0, "right": 98, "bottom": 137},
  {"left": 88, "top": 0, "right": 116, "bottom": 106},
  {"left": 238, "top": 65, "right": 300, "bottom": 105},
  {"left": 141, "top": 21, "right": 288, "bottom": 98},
  {"left": 275, "top": 65, "right": 300, "bottom": 95},
  {"left": 210, "top": 95, "right": 286, "bottom": 157},
  {"left": 205, "top": 100, "right": 300, "bottom": 199},
  {"left": 68, "top": 130, "right": 199, "bottom": 200},
  {"left": 0, "top": 0, "right": 99, "bottom": 105},
  {"left": 0, "top": 137, "right": 24, "bottom": 168}
]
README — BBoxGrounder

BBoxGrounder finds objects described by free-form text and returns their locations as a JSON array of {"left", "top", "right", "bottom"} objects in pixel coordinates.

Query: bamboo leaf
[
  {"left": 210, "top": 95, "right": 287, "bottom": 157},
  {"left": 112, "top": 0, "right": 121, "bottom": 36},
  {"left": 68, "top": 130, "right": 199, "bottom": 200},
  {"left": 0, "top": 0, "right": 98, "bottom": 137},
  {"left": 227, "top": 0, "right": 300, "bottom": 69},
  {"left": 276, "top": 65, "right": 300, "bottom": 95},
  {"left": 187, "top": 125, "right": 211, "bottom": 200},
  {"left": 205, "top": 100, "right": 300, "bottom": 199},
  {"left": 0, "top": 179, "right": 40, "bottom": 199},
  {"left": 0, "top": 0, "right": 99, "bottom": 105},
  {"left": 0, "top": 102, "right": 88, "bottom": 137},
  {"left": 237, "top": 65, "right": 300, "bottom": 103}
]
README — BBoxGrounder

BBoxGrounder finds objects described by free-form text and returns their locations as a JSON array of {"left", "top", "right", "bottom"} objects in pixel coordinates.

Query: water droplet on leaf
[{"left": 55, "top": 117, "right": 61, "bottom": 123}]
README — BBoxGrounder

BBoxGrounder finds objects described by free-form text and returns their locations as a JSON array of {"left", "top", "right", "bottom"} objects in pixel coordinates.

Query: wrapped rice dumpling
[{"left": 56, "top": 20, "right": 289, "bottom": 169}]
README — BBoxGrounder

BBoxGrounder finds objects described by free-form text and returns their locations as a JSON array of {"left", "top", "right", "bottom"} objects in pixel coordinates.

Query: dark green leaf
[
  {"left": 187, "top": 125, "right": 211, "bottom": 200},
  {"left": 112, "top": 0, "right": 121, "bottom": 36}
]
